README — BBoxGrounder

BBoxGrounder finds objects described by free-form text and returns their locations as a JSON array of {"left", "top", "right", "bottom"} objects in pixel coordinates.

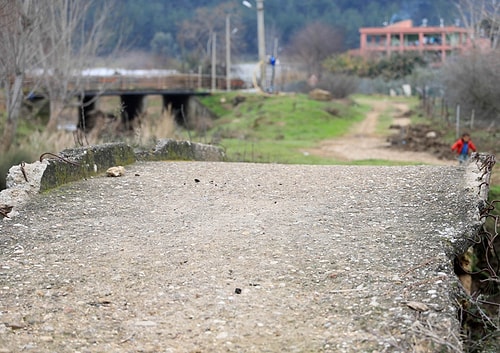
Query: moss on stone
[
  {"left": 143, "top": 139, "right": 225, "bottom": 162},
  {"left": 39, "top": 140, "right": 224, "bottom": 191},
  {"left": 40, "top": 143, "right": 135, "bottom": 191}
]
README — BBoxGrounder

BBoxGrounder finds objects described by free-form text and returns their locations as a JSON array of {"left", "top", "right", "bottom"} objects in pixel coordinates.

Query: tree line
[{"left": 113, "top": 0, "right": 455, "bottom": 62}]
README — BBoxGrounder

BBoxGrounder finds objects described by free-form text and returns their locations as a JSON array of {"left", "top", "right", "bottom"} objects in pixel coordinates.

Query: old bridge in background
[
  {"left": 77, "top": 73, "right": 247, "bottom": 130},
  {"left": 26, "top": 72, "right": 247, "bottom": 131}
]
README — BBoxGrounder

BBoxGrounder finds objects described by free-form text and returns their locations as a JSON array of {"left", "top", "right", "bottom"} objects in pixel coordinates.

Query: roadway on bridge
[{"left": 0, "top": 160, "right": 487, "bottom": 352}]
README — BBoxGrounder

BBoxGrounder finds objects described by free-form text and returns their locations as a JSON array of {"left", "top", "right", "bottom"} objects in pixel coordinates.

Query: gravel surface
[{"left": 0, "top": 161, "right": 482, "bottom": 352}]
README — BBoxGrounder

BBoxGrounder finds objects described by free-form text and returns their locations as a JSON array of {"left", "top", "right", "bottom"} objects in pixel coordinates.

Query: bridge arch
[{"left": 78, "top": 90, "right": 211, "bottom": 132}]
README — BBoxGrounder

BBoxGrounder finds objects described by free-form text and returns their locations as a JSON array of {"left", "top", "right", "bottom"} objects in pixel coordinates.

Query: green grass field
[{"left": 197, "top": 92, "right": 373, "bottom": 164}]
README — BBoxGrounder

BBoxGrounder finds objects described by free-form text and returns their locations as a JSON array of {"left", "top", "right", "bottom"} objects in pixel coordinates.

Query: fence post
[
  {"left": 470, "top": 109, "right": 475, "bottom": 129},
  {"left": 198, "top": 65, "right": 202, "bottom": 89},
  {"left": 456, "top": 104, "right": 460, "bottom": 138},
  {"left": 211, "top": 32, "right": 216, "bottom": 92}
]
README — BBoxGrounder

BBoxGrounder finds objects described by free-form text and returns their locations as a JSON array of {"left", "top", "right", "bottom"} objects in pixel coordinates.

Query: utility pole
[
  {"left": 270, "top": 36, "right": 278, "bottom": 92},
  {"left": 211, "top": 32, "right": 216, "bottom": 92},
  {"left": 226, "top": 15, "right": 231, "bottom": 91},
  {"left": 256, "top": 0, "right": 266, "bottom": 91}
]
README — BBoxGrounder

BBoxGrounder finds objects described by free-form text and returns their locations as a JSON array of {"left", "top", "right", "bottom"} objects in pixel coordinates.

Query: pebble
[
  {"left": 216, "top": 332, "right": 228, "bottom": 339},
  {"left": 134, "top": 321, "right": 158, "bottom": 327}
]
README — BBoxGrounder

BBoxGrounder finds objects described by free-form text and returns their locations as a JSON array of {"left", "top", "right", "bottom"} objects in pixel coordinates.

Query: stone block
[{"left": 40, "top": 143, "right": 135, "bottom": 191}]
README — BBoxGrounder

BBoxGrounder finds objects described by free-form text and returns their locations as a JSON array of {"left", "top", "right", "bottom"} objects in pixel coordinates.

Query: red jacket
[{"left": 451, "top": 138, "right": 477, "bottom": 155}]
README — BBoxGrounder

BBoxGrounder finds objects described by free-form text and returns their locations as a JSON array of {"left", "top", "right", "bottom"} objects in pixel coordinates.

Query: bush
[
  {"left": 357, "top": 77, "right": 395, "bottom": 95},
  {"left": 324, "top": 52, "right": 426, "bottom": 80},
  {"left": 0, "top": 149, "right": 33, "bottom": 190},
  {"left": 282, "top": 80, "right": 310, "bottom": 94},
  {"left": 317, "top": 73, "right": 359, "bottom": 98},
  {"left": 442, "top": 50, "right": 500, "bottom": 128}
]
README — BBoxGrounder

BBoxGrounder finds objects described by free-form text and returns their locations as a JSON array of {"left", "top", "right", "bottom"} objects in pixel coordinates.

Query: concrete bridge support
[
  {"left": 162, "top": 94, "right": 190, "bottom": 126},
  {"left": 120, "top": 94, "right": 146, "bottom": 129},
  {"left": 76, "top": 91, "right": 211, "bottom": 133}
]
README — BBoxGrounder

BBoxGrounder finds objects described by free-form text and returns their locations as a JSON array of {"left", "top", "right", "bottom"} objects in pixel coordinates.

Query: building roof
[
  {"left": 386, "top": 19, "right": 413, "bottom": 28},
  {"left": 360, "top": 20, "right": 468, "bottom": 35}
]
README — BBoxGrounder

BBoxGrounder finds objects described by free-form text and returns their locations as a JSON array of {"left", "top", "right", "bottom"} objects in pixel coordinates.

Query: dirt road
[{"left": 307, "top": 97, "right": 455, "bottom": 165}]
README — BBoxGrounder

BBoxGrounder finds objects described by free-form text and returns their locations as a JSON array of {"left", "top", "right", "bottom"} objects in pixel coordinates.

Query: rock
[
  {"left": 232, "top": 95, "right": 246, "bottom": 106},
  {"left": 0, "top": 205, "right": 13, "bottom": 218},
  {"left": 0, "top": 161, "right": 48, "bottom": 213},
  {"left": 106, "top": 166, "right": 125, "bottom": 177},
  {"left": 147, "top": 139, "right": 226, "bottom": 162},
  {"left": 308, "top": 88, "right": 332, "bottom": 101},
  {"left": 406, "top": 301, "right": 430, "bottom": 312},
  {"left": 402, "top": 84, "right": 412, "bottom": 97},
  {"left": 134, "top": 320, "right": 158, "bottom": 327},
  {"left": 216, "top": 331, "right": 229, "bottom": 339},
  {"left": 5, "top": 321, "right": 25, "bottom": 330},
  {"left": 426, "top": 131, "right": 437, "bottom": 139}
]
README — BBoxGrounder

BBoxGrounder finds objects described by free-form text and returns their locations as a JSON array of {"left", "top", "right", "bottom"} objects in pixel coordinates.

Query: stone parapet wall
[
  {"left": 0, "top": 140, "right": 226, "bottom": 215},
  {"left": 136, "top": 139, "right": 226, "bottom": 163},
  {"left": 39, "top": 140, "right": 225, "bottom": 191},
  {"left": 40, "top": 143, "right": 136, "bottom": 191}
]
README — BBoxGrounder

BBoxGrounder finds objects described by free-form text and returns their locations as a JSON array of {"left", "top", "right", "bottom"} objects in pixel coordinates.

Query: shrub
[
  {"left": 441, "top": 50, "right": 500, "bottom": 128},
  {"left": 324, "top": 52, "right": 426, "bottom": 80},
  {"left": 317, "top": 73, "right": 359, "bottom": 98}
]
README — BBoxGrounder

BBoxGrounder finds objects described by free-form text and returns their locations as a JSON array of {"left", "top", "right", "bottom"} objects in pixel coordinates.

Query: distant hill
[{"left": 111, "top": 0, "right": 458, "bottom": 59}]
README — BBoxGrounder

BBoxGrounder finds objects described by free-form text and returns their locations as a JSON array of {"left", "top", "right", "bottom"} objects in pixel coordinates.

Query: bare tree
[
  {"left": 35, "top": 0, "right": 115, "bottom": 131},
  {"left": 0, "top": 0, "right": 116, "bottom": 151},
  {"left": 178, "top": 2, "right": 244, "bottom": 72},
  {"left": 287, "top": 22, "right": 344, "bottom": 80},
  {"left": 0, "top": 0, "right": 41, "bottom": 153},
  {"left": 447, "top": 0, "right": 500, "bottom": 127},
  {"left": 442, "top": 49, "right": 500, "bottom": 127},
  {"left": 456, "top": 0, "right": 500, "bottom": 49}
]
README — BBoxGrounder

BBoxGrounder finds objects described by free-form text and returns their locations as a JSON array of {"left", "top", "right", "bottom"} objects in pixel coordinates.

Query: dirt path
[{"left": 307, "top": 97, "right": 455, "bottom": 165}]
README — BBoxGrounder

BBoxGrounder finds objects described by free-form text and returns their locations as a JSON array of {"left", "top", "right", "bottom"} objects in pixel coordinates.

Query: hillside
[{"left": 112, "top": 0, "right": 457, "bottom": 56}]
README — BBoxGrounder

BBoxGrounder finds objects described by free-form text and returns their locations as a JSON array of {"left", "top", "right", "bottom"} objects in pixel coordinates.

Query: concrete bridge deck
[{"left": 0, "top": 159, "right": 490, "bottom": 352}]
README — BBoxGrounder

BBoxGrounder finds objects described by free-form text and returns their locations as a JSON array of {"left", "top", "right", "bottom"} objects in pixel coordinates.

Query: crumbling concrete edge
[
  {"left": 39, "top": 139, "right": 225, "bottom": 191},
  {"left": 40, "top": 143, "right": 137, "bottom": 192},
  {"left": 453, "top": 152, "right": 496, "bottom": 256},
  {"left": 0, "top": 139, "right": 226, "bottom": 217},
  {"left": 401, "top": 153, "right": 496, "bottom": 352},
  {"left": 136, "top": 138, "right": 226, "bottom": 163},
  {"left": 446, "top": 153, "right": 496, "bottom": 349}
]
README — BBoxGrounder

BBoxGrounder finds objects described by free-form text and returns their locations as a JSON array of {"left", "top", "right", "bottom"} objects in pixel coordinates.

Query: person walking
[{"left": 451, "top": 132, "right": 477, "bottom": 164}]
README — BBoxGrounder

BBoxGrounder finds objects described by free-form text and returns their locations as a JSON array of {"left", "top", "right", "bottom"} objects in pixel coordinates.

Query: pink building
[{"left": 359, "top": 20, "right": 471, "bottom": 63}]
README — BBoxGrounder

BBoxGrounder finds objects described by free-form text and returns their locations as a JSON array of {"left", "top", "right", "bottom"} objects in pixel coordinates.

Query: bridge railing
[{"left": 24, "top": 74, "right": 247, "bottom": 93}]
